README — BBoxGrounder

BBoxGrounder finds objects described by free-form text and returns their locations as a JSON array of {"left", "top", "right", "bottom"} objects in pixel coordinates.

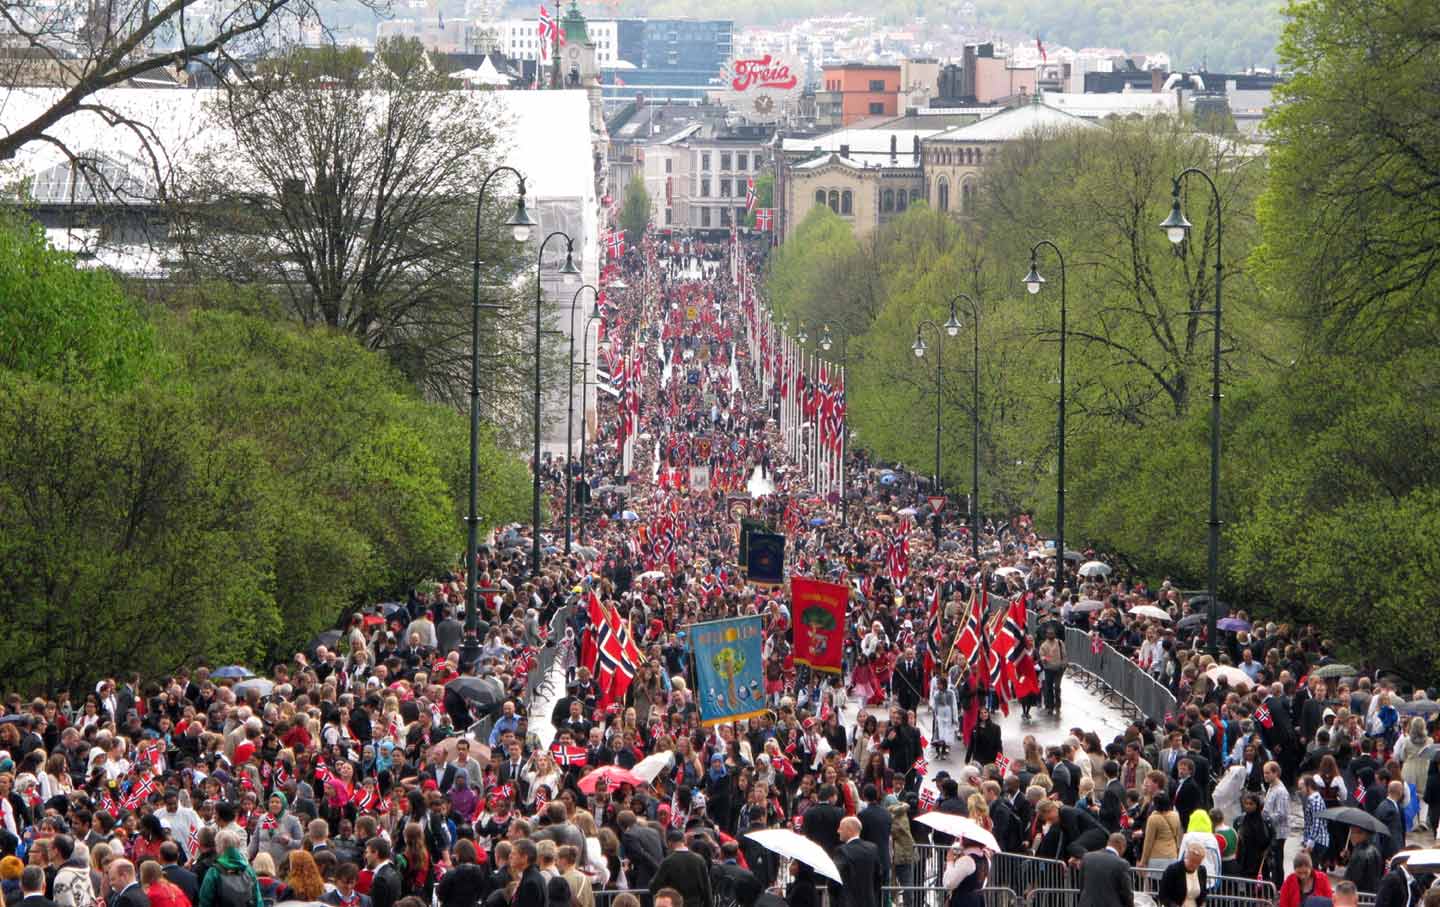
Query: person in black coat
[
  {"left": 891, "top": 651, "right": 925, "bottom": 715},
  {"left": 620, "top": 812, "right": 665, "bottom": 893},
  {"left": 1076, "top": 837, "right": 1135, "bottom": 907},
  {"left": 105, "top": 862, "right": 151, "bottom": 907},
  {"left": 1343, "top": 828, "right": 1383, "bottom": 894},
  {"left": 882, "top": 710, "right": 922, "bottom": 779},
  {"left": 856, "top": 785, "right": 892, "bottom": 881},
  {"left": 649, "top": 830, "right": 713, "bottom": 907},
  {"left": 1034, "top": 802, "right": 1108, "bottom": 862},
  {"left": 510, "top": 841, "right": 547, "bottom": 907},
  {"left": 156, "top": 845, "right": 198, "bottom": 906},
  {"left": 1172, "top": 759, "right": 1204, "bottom": 829},
  {"left": 785, "top": 865, "right": 821, "bottom": 907},
  {"left": 709, "top": 842, "right": 763, "bottom": 907},
  {"left": 1155, "top": 846, "right": 1207, "bottom": 907},
  {"left": 436, "top": 840, "right": 490, "bottom": 907},
  {"left": 800, "top": 786, "right": 843, "bottom": 854},
  {"left": 15, "top": 867, "right": 57, "bottom": 907},
  {"left": 965, "top": 710, "right": 1002, "bottom": 768},
  {"left": 1373, "top": 863, "right": 1418, "bottom": 907},
  {"left": 834, "top": 818, "right": 882, "bottom": 907},
  {"left": 367, "top": 838, "right": 405, "bottom": 907},
  {"left": 1098, "top": 762, "right": 1126, "bottom": 834}
]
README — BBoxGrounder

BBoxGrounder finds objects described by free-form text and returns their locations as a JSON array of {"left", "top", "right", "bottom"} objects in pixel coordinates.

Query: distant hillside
[{"left": 584, "top": 0, "right": 1282, "bottom": 73}]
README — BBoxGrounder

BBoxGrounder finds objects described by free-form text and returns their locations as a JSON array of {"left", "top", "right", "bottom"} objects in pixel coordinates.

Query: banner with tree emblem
[
  {"left": 790, "top": 576, "right": 848, "bottom": 673},
  {"left": 688, "top": 616, "right": 766, "bottom": 725}
]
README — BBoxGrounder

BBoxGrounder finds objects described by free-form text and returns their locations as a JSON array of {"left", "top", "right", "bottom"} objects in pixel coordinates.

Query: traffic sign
[{"left": 927, "top": 495, "right": 946, "bottom": 512}]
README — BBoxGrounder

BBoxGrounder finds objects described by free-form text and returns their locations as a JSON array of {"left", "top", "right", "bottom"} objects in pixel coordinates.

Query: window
[
  {"left": 841, "top": 190, "right": 852, "bottom": 215},
  {"left": 974, "top": 148, "right": 983, "bottom": 165},
  {"left": 961, "top": 180, "right": 976, "bottom": 214},
  {"left": 701, "top": 152, "right": 711, "bottom": 171},
  {"left": 720, "top": 206, "right": 731, "bottom": 226},
  {"left": 815, "top": 189, "right": 827, "bottom": 206},
  {"left": 882, "top": 189, "right": 894, "bottom": 212},
  {"left": 719, "top": 178, "right": 732, "bottom": 197},
  {"left": 869, "top": 102, "right": 885, "bottom": 114},
  {"left": 736, "top": 206, "right": 746, "bottom": 223},
  {"left": 737, "top": 153, "right": 748, "bottom": 171},
  {"left": 911, "top": 189, "right": 923, "bottom": 205},
  {"left": 665, "top": 158, "right": 673, "bottom": 173},
  {"left": 699, "top": 178, "right": 710, "bottom": 198},
  {"left": 700, "top": 206, "right": 711, "bottom": 227},
  {"left": 720, "top": 152, "right": 732, "bottom": 171},
  {"left": 665, "top": 208, "right": 673, "bottom": 225},
  {"left": 937, "top": 177, "right": 949, "bottom": 212},
  {"left": 868, "top": 79, "right": 885, "bottom": 91},
  {"left": 896, "top": 191, "right": 908, "bottom": 212},
  {"left": 827, "top": 190, "right": 840, "bottom": 213}
]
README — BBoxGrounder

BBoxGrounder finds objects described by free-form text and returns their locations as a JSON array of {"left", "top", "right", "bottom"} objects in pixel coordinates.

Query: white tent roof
[{"left": 930, "top": 101, "right": 1098, "bottom": 142}]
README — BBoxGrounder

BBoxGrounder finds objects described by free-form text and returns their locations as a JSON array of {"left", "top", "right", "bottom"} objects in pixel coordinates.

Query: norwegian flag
[
  {"left": 885, "top": 522, "right": 910, "bottom": 586},
  {"left": 754, "top": 208, "right": 774, "bottom": 231},
  {"left": 534, "top": 785, "right": 550, "bottom": 811},
  {"left": 922, "top": 581, "right": 945, "bottom": 688},
  {"left": 953, "top": 584, "right": 987, "bottom": 669},
  {"left": 912, "top": 755, "right": 929, "bottom": 777},
  {"left": 918, "top": 781, "right": 939, "bottom": 811},
  {"left": 187, "top": 824, "right": 200, "bottom": 858},
  {"left": 1254, "top": 703, "right": 1274, "bottom": 729},
  {"left": 538, "top": 4, "right": 563, "bottom": 60},
  {"left": 493, "top": 783, "right": 515, "bottom": 803},
  {"left": 551, "top": 743, "right": 589, "bottom": 767},
  {"left": 606, "top": 230, "right": 626, "bottom": 260},
  {"left": 313, "top": 757, "right": 334, "bottom": 787},
  {"left": 352, "top": 786, "right": 378, "bottom": 812},
  {"left": 995, "top": 753, "right": 1014, "bottom": 776},
  {"left": 121, "top": 776, "right": 157, "bottom": 811},
  {"left": 745, "top": 176, "right": 757, "bottom": 214},
  {"left": 98, "top": 792, "right": 119, "bottom": 817}
]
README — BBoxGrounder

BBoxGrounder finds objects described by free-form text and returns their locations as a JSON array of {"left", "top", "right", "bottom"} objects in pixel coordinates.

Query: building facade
[
  {"left": 642, "top": 122, "right": 771, "bottom": 232},
  {"left": 818, "top": 63, "right": 901, "bottom": 126}
]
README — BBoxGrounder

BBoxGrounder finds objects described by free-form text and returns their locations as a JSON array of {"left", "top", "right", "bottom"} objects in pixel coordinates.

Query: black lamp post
[
  {"left": 819, "top": 324, "right": 849, "bottom": 529},
  {"left": 1161, "top": 168, "right": 1224, "bottom": 656},
  {"left": 463, "top": 166, "right": 534, "bottom": 671},
  {"left": 532, "top": 231, "right": 580, "bottom": 577},
  {"left": 947, "top": 293, "right": 982, "bottom": 561},
  {"left": 911, "top": 299, "right": 962, "bottom": 497},
  {"left": 1023, "top": 241, "right": 1068, "bottom": 599},
  {"left": 563, "top": 282, "right": 599, "bottom": 555},
  {"left": 578, "top": 301, "right": 601, "bottom": 546}
]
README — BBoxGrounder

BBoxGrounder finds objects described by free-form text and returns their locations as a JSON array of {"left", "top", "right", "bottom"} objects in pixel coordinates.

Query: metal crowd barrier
[
  {"left": 593, "top": 889, "right": 649, "bottom": 907},
  {"left": 1026, "top": 611, "right": 1178, "bottom": 726},
  {"left": 1021, "top": 889, "right": 1080, "bottom": 907},
  {"left": 883, "top": 886, "right": 1018, "bottom": 907},
  {"left": 913, "top": 846, "right": 1072, "bottom": 895}
]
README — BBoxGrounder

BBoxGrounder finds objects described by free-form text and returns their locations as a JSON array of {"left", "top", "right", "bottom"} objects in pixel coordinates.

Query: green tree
[
  {"left": 1255, "top": 0, "right": 1440, "bottom": 352},
  {"left": 0, "top": 213, "right": 155, "bottom": 389},
  {"left": 618, "top": 174, "right": 651, "bottom": 247}
]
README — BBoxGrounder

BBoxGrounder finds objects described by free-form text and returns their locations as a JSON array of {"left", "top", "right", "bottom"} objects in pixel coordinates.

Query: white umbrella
[
  {"left": 743, "top": 829, "right": 843, "bottom": 883},
  {"left": 911, "top": 812, "right": 1001, "bottom": 852},
  {"left": 637, "top": 570, "right": 665, "bottom": 582},
  {"left": 993, "top": 566, "right": 1024, "bottom": 578},
  {"left": 1203, "top": 665, "right": 1253, "bottom": 688},
  {"left": 1131, "top": 605, "right": 1172, "bottom": 621},
  {"left": 1078, "top": 560, "right": 1111, "bottom": 577},
  {"left": 1071, "top": 598, "right": 1104, "bottom": 613},
  {"left": 631, "top": 750, "right": 674, "bottom": 784},
  {"left": 897, "top": 507, "right": 917, "bottom": 516},
  {"left": 1395, "top": 849, "right": 1440, "bottom": 872}
]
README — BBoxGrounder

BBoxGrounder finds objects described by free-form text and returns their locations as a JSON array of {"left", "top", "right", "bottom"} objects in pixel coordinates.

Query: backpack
[
  {"left": 52, "top": 865, "right": 94, "bottom": 907},
  {"left": 214, "top": 867, "right": 258, "bottom": 907}
]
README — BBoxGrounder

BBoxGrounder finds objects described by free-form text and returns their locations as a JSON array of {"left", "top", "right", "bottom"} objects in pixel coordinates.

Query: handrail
[{"left": 1027, "top": 610, "right": 1177, "bottom": 725}]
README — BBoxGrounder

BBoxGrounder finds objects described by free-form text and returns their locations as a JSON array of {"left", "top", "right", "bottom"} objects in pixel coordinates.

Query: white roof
[
  {"left": 1041, "top": 91, "right": 1175, "bottom": 118},
  {"left": 782, "top": 126, "right": 942, "bottom": 156},
  {"left": 930, "top": 101, "right": 1098, "bottom": 142}
]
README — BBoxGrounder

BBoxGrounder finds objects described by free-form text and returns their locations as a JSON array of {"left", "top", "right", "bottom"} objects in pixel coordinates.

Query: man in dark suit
[
  {"left": 106, "top": 860, "right": 151, "bottom": 907},
  {"left": 1373, "top": 860, "right": 1419, "bottom": 907},
  {"left": 510, "top": 840, "right": 548, "bottom": 907},
  {"left": 1098, "top": 762, "right": 1126, "bottom": 834},
  {"left": 620, "top": 811, "right": 665, "bottom": 893},
  {"left": 649, "top": 830, "right": 712, "bottom": 907},
  {"left": 835, "top": 818, "right": 883, "bottom": 907},
  {"left": 16, "top": 867, "right": 58, "bottom": 907},
  {"left": 1374, "top": 781, "right": 1407, "bottom": 863},
  {"left": 983, "top": 781, "right": 1022, "bottom": 853},
  {"left": 801, "top": 784, "right": 843, "bottom": 853},
  {"left": 1077, "top": 835, "right": 1134, "bottom": 907},
  {"left": 1172, "top": 758, "right": 1203, "bottom": 829},
  {"left": 709, "top": 841, "right": 763, "bottom": 907},
  {"left": 157, "top": 843, "right": 199, "bottom": 905},
  {"left": 857, "top": 784, "right": 892, "bottom": 881},
  {"left": 892, "top": 648, "right": 926, "bottom": 714},
  {"left": 882, "top": 709, "right": 922, "bottom": 779},
  {"left": 366, "top": 837, "right": 404, "bottom": 907},
  {"left": 321, "top": 863, "right": 373, "bottom": 907},
  {"left": 497, "top": 741, "right": 529, "bottom": 804}
]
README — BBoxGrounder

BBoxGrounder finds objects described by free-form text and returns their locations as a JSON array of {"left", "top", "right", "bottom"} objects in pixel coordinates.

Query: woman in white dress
[{"left": 930, "top": 675, "right": 958, "bottom": 757}]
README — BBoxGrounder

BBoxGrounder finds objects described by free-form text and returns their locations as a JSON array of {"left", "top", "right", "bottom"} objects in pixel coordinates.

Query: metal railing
[
  {"left": 1027, "top": 611, "right": 1178, "bottom": 725},
  {"left": 593, "top": 889, "right": 649, "bottom": 907},
  {"left": 914, "top": 845, "right": 1072, "bottom": 895},
  {"left": 883, "top": 885, "right": 1017, "bottom": 907}
]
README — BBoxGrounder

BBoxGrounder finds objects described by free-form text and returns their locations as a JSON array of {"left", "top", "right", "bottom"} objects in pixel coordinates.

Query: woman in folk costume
[
  {"left": 1011, "top": 637, "right": 1043, "bottom": 720},
  {"left": 929, "top": 675, "right": 959, "bottom": 758},
  {"left": 959, "top": 666, "right": 986, "bottom": 747}
]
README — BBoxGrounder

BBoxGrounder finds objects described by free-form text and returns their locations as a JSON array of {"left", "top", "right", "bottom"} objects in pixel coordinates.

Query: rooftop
[{"left": 929, "top": 101, "right": 1098, "bottom": 142}]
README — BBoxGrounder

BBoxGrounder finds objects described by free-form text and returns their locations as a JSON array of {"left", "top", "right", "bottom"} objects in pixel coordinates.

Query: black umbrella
[
  {"left": 1176, "top": 613, "right": 1206, "bottom": 630},
  {"left": 1186, "top": 594, "right": 1231, "bottom": 614},
  {"left": 1399, "top": 700, "right": 1440, "bottom": 716},
  {"left": 446, "top": 675, "right": 504, "bottom": 706},
  {"left": 1319, "top": 806, "right": 1390, "bottom": 836}
]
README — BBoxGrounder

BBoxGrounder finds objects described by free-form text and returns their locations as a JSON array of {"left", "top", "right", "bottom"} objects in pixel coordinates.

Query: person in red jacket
[
  {"left": 1278, "top": 851, "right": 1333, "bottom": 907},
  {"left": 142, "top": 860, "right": 193, "bottom": 907}
]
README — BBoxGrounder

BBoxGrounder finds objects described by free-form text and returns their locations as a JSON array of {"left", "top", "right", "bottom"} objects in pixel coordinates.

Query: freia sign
[{"left": 730, "top": 55, "right": 798, "bottom": 92}]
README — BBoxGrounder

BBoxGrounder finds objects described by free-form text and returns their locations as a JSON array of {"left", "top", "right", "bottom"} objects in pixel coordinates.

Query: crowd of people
[{"left": 4, "top": 226, "right": 1440, "bottom": 907}]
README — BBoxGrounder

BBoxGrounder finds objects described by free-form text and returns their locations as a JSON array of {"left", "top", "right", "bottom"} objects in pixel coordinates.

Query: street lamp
[
  {"left": 1023, "top": 241, "right": 1068, "bottom": 599},
  {"left": 912, "top": 296, "right": 959, "bottom": 496},
  {"left": 819, "top": 323, "right": 851, "bottom": 529},
  {"left": 947, "top": 293, "right": 982, "bottom": 561},
  {"left": 564, "top": 283, "right": 600, "bottom": 555},
  {"left": 1161, "top": 168, "right": 1224, "bottom": 656},
  {"left": 532, "top": 231, "right": 579, "bottom": 577},
  {"left": 578, "top": 301, "right": 602, "bottom": 545},
  {"left": 463, "top": 166, "right": 534, "bottom": 671}
]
